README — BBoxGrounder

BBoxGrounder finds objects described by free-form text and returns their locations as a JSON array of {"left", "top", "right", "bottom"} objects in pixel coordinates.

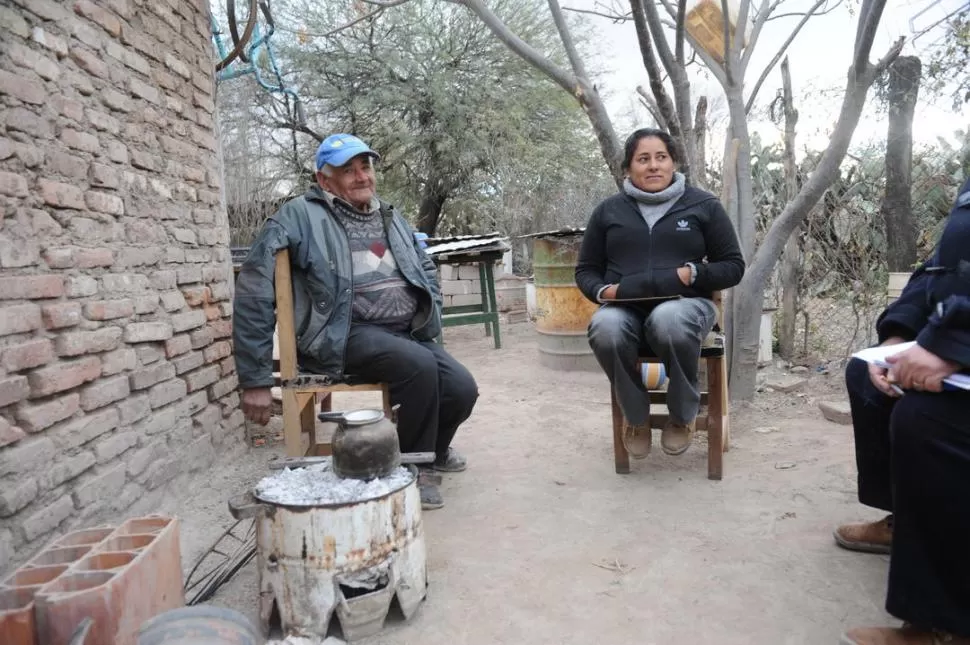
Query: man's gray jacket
[{"left": 232, "top": 185, "right": 443, "bottom": 389}]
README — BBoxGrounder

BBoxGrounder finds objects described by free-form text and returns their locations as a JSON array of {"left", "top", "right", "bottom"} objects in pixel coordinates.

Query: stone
[
  {"left": 790, "top": 366, "right": 810, "bottom": 374},
  {"left": 0, "top": 436, "right": 54, "bottom": 477},
  {"left": 50, "top": 406, "right": 120, "bottom": 451},
  {"left": 0, "top": 171, "right": 29, "bottom": 197},
  {"left": 124, "top": 322, "right": 173, "bottom": 343},
  {"left": 136, "top": 344, "right": 164, "bottom": 366},
  {"left": 0, "top": 304, "right": 42, "bottom": 336},
  {"left": 0, "top": 274, "right": 64, "bottom": 300},
  {"left": 73, "top": 463, "right": 127, "bottom": 508},
  {"left": 75, "top": 248, "right": 115, "bottom": 268},
  {"left": 15, "top": 393, "right": 80, "bottom": 433},
  {"left": 0, "top": 376, "right": 30, "bottom": 408},
  {"left": 171, "top": 309, "right": 206, "bottom": 333},
  {"left": 21, "top": 494, "right": 74, "bottom": 541},
  {"left": 0, "top": 69, "right": 44, "bottom": 105},
  {"left": 149, "top": 377, "right": 187, "bottom": 408},
  {"left": 0, "top": 478, "right": 38, "bottom": 517},
  {"left": 64, "top": 275, "right": 99, "bottom": 298},
  {"left": 100, "top": 347, "right": 137, "bottom": 376},
  {"left": 818, "top": 401, "right": 853, "bottom": 425},
  {"left": 0, "top": 418, "right": 27, "bottom": 448},
  {"left": 94, "top": 431, "right": 138, "bottom": 463},
  {"left": 116, "top": 393, "right": 151, "bottom": 425},
  {"left": 79, "top": 374, "right": 131, "bottom": 411},
  {"left": 172, "top": 351, "right": 203, "bottom": 375},
  {"left": 55, "top": 327, "right": 123, "bottom": 356},
  {"left": 46, "top": 451, "right": 97, "bottom": 489},
  {"left": 129, "top": 361, "right": 176, "bottom": 390},
  {"left": 164, "top": 334, "right": 192, "bottom": 358},
  {"left": 763, "top": 375, "right": 808, "bottom": 393}
]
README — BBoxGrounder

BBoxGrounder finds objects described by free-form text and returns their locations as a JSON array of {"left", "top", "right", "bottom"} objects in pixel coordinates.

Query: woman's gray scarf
[{"left": 623, "top": 172, "right": 686, "bottom": 230}]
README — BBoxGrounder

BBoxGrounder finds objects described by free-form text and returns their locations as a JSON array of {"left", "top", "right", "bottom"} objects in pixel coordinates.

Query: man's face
[{"left": 317, "top": 154, "right": 377, "bottom": 210}]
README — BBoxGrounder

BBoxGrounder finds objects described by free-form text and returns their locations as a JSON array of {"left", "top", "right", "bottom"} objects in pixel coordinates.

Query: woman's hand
[
  {"left": 868, "top": 336, "right": 907, "bottom": 397},
  {"left": 677, "top": 266, "right": 691, "bottom": 286},
  {"left": 600, "top": 284, "right": 618, "bottom": 300},
  {"left": 886, "top": 344, "right": 959, "bottom": 393}
]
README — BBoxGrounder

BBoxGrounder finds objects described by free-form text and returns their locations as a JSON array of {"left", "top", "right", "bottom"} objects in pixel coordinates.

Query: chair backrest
[{"left": 274, "top": 249, "right": 298, "bottom": 381}]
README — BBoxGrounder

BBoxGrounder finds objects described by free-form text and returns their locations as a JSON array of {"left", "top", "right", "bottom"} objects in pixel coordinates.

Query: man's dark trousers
[
  {"left": 342, "top": 323, "right": 478, "bottom": 459},
  {"left": 845, "top": 357, "right": 970, "bottom": 636}
]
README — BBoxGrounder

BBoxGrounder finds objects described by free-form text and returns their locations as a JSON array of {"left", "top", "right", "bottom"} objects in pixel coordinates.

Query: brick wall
[{"left": 0, "top": 0, "right": 243, "bottom": 572}]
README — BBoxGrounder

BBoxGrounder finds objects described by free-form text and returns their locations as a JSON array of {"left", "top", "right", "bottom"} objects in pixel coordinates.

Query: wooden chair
[
  {"left": 609, "top": 291, "right": 730, "bottom": 480},
  {"left": 274, "top": 249, "right": 392, "bottom": 458}
]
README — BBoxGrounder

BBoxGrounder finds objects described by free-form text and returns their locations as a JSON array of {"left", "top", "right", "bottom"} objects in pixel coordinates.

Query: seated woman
[{"left": 575, "top": 128, "right": 744, "bottom": 458}]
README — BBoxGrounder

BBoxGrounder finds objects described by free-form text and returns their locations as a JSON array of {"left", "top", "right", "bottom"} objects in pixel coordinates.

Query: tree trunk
[
  {"left": 416, "top": 175, "right": 448, "bottom": 235},
  {"left": 880, "top": 55, "right": 921, "bottom": 271},
  {"left": 779, "top": 57, "right": 801, "bottom": 360},
  {"left": 725, "top": 84, "right": 756, "bottom": 259},
  {"left": 693, "top": 96, "right": 708, "bottom": 190},
  {"left": 729, "top": 42, "right": 902, "bottom": 398}
]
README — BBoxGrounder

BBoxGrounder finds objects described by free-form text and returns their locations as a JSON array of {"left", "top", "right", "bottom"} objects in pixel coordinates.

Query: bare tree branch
[
  {"left": 854, "top": 0, "right": 889, "bottom": 75},
  {"left": 636, "top": 86, "right": 668, "bottom": 128},
  {"left": 270, "top": 119, "right": 325, "bottom": 143},
  {"left": 721, "top": 0, "right": 734, "bottom": 82},
  {"left": 547, "top": 0, "right": 593, "bottom": 83},
  {"left": 562, "top": 5, "right": 632, "bottom": 21},
  {"left": 744, "top": 0, "right": 828, "bottom": 112},
  {"left": 741, "top": 0, "right": 770, "bottom": 70},
  {"left": 766, "top": 3, "right": 841, "bottom": 21},
  {"left": 675, "top": 0, "right": 686, "bottom": 65}
]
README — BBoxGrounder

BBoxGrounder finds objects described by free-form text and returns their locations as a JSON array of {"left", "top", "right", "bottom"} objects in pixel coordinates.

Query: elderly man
[
  {"left": 233, "top": 133, "right": 479, "bottom": 510},
  {"left": 838, "top": 177, "right": 970, "bottom": 645}
]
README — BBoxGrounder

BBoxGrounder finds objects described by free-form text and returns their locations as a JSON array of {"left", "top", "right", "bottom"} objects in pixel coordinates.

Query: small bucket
[{"left": 641, "top": 363, "right": 668, "bottom": 390}]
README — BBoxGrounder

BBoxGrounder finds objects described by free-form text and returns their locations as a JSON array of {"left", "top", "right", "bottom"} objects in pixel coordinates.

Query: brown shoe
[
  {"left": 622, "top": 422, "right": 651, "bottom": 459},
  {"left": 840, "top": 625, "right": 970, "bottom": 644},
  {"left": 834, "top": 514, "right": 892, "bottom": 554},
  {"left": 661, "top": 420, "right": 694, "bottom": 456}
]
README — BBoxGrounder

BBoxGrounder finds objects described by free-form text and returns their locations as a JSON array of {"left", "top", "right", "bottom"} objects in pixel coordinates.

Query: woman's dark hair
[{"left": 621, "top": 128, "right": 679, "bottom": 171}]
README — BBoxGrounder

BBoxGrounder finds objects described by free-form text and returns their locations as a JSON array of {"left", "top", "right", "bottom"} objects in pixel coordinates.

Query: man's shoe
[
  {"left": 661, "top": 420, "right": 694, "bottom": 456},
  {"left": 417, "top": 470, "right": 444, "bottom": 510},
  {"left": 840, "top": 625, "right": 970, "bottom": 644},
  {"left": 432, "top": 447, "right": 467, "bottom": 472},
  {"left": 834, "top": 514, "right": 893, "bottom": 554},
  {"left": 622, "top": 422, "right": 651, "bottom": 459}
]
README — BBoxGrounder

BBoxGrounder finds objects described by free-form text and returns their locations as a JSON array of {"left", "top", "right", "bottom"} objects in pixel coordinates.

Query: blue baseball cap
[{"left": 315, "top": 134, "right": 380, "bottom": 171}]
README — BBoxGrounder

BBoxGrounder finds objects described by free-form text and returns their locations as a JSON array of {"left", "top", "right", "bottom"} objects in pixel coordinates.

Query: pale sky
[{"left": 566, "top": 0, "right": 967, "bottom": 152}]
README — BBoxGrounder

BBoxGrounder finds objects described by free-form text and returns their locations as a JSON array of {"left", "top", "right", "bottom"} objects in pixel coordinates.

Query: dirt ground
[{"left": 165, "top": 322, "right": 894, "bottom": 645}]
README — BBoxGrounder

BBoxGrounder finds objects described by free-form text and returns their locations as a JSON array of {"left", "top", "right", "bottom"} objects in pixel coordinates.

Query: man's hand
[
  {"left": 868, "top": 336, "right": 907, "bottom": 397},
  {"left": 241, "top": 387, "right": 273, "bottom": 425},
  {"left": 600, "top": 284, "right": 618, "bottom": 300},
  {"left": 677, "top": 266, "right": 691, "bottom": 286},
  {"left": 886, "top": 344, "right": 959, "bottom": 393}
]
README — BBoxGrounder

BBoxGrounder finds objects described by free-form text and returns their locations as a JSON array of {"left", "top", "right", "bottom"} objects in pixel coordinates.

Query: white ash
[{"left": 255, "top": 460, "right": 414, "bottom": 506}]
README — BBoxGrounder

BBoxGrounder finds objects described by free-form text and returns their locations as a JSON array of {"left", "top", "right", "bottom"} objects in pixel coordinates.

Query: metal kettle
[{"left": 318, "top": 407, "right": 401, "bottom": 480}]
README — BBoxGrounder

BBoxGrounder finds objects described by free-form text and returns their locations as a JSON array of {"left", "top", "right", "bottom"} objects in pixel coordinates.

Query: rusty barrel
[{"left": 533, "top": 234, "right": 600, "bottom": 371}]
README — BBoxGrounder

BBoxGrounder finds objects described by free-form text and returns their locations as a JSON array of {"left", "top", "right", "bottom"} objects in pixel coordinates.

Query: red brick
[
  {"left": 172, "top": 351, "right": 202, "bottom": 375},
  {"left": 164, "top": 334, "right": 191, "bottom": 358},
  {"left": 220, "top": 356, "right": 235, "bottom": 376},
  {"left": 203, "top": 340, "right": 231, "bottom": 364},
  {"left": 85, "top": 191, "right": 123, "bottom": 216},
  {"left": 0, "top": 171, "right": 29, "bottom": 197},
  {"left": 75, "top": 248, "right": 114, "bottom": 268},
  {"left": 70, "top": 47, "right": 108, "bottom": 78},
  {"left": 1, "top": 339, "right": 55, "bottom": 372},
  {"left": 83, "top": 299, "right": 134, "bottom": 320},
  {"left": 74, "top": 0, "right": 122, "bottom": 37},
  {"left": 38, "top": 179, "right": 85, "bottom": 209},
  {"left": 16, "top": 393, "right": 80, "bottom": 432},
  {"left": 42, "top": 302, "right": 82, "bottom": 329},
  {"left": 0, "top": 418, "right": 27, "bottom": 448},
  {"left": 0, "top": 274, "right": 64, "bottom": 300},
  {"left": 0, "top": 304, "right": 42, "bottom": 337},
  {"left": 171, "top": 310, "right": 206, "bottom": 333},
  {"left": 208, "top": 320, "right": 232, "bottom": 339},
  {"left": 44, "top": 247, "right": 76, "bottom": 269},
  {"left": 0, "top": 69, "right": 44, "bottom": 105},
  {"left": 89, "top": 163, "right": 120, "bottom": 189},
  {"left": 203, "top": 305, "right": 220, "bottom": 321},
  {"left": 0, "top": 376, "right": 29, "bottom": 407},
  {"left": 181, "top": 286, "right": 209, "bottom": 307},
  {"left": 124, "top": 322, "right": 172, "bottom": 343},
  {"left": 28, "top": 357, "right": 101, "bottom": 398},
  {"left": 208, "top": 374, "right": 238, "bottom": 400},
  {"left": 55, "top": 327, "right": 122, "bottom": 356}
]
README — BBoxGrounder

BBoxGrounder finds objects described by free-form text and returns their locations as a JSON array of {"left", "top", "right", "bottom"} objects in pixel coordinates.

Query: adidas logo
[{"left": 676, "top": 219, "right": 690, "bottom": 231}]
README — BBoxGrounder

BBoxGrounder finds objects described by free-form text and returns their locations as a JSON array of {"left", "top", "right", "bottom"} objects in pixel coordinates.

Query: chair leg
[
  {"left": 299, "top": 392, "right": 317, "bottom": 452},
  {"left": 281, "top": 390, "right": 304, "bottom": 458},
  {"left": 611, "top": 386, "right": 630, "bottom": 474},
  {"left": 720, "top": 357, "right": 730, "bottom": 452},
  {"left": 381, "top": 385, "right": 393, "bottom": 420},
  {"left": 706, "top": 357, "right": 725, "bottom": 480},
  {"left": 319, "top": 392, "right": 332, "bottom": 413}
]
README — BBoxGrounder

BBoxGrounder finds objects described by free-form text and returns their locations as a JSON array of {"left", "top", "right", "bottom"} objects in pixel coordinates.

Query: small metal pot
[{"left": 319, "top": 408, "right": 401, "bottom": 480}]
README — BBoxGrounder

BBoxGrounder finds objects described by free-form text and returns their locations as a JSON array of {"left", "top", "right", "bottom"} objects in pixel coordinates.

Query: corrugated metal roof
[
  {"left": 517, "top": 227, "right": 585, "bottom": 239},
  {"left": 424, "top": 237, "right": 510, "bottom": 256}
]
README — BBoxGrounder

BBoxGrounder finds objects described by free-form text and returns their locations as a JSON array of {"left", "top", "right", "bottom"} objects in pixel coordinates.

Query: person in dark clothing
[
  {"left": 839, "top": 177, "right": 970, "bottom": 645},
  {"left": 233, "top": 134, "right": 479, "bottom": 510},
  {"left": 575, "top": 129, "right": 745, "bottom": 458}
]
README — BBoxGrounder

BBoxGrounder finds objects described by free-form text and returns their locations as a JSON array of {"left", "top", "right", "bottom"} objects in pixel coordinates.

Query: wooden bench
[
  {"left": 609, "top": 291, "right": 730, "bottom": 480},
  {"left": 274, "top": 249, "right": 392, "bottom": 458}
]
